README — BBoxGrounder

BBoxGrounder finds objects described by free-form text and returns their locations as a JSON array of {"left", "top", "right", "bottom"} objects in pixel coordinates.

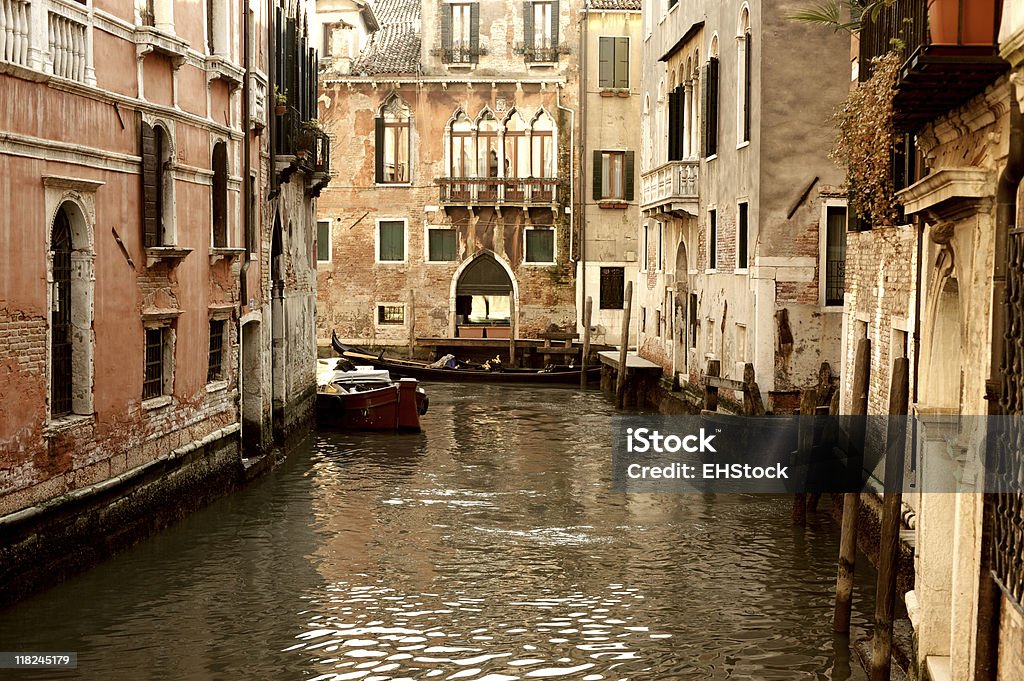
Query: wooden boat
[
  {"left": 316, "top": 360, "right": 428, "bottom": 431},
  {"left": 331, "top": 332, "right": 601, "bottom": 385}
]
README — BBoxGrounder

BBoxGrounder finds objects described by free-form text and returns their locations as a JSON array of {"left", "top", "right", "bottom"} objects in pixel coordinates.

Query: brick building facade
[
  {"left": 0, "top": 0, "right": 324, "bottom": 603},
  {"left": 315, "top": 0, "right": 581, "bottom": 350}
]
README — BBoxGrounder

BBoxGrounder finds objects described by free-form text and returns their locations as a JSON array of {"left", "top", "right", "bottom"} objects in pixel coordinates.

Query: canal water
[{"left": 0, "top": 384, "right": 874, "bottom": 680}]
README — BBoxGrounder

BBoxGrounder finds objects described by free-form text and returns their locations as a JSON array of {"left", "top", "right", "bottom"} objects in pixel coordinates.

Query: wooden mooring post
[
  {"left": 834, "top": 337, "right": 871, "bottom": 633},
  {"left": 794, "top": 388, "right": 818, "bottom": 526},
  {"left": 580, "top": 296, "right": 592, "bottom": 390},
  {"left": 703, "top": 360, "right": 721, "bottom": 412},
  {"left": 508, "top": 296, "right": 517, "bottom": 368},
  {"left": 615, "top": 282, "right": 633, "bottom": 409},
  {"left": 870, "top": 357, "right": 910, "bottom": 681}
]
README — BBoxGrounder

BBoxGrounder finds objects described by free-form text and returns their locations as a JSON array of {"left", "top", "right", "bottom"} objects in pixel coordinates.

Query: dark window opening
[
  {"left": 143, "top": 327, "right": 164, "bottom": 400},
  {"left": 212, "top": 142, "right": 228, "bottom": 248},
  {"left": 600, "top": 267, "right": 625, "bottom": 310},
  {"left": 708, "top": 209, "right": 717, "bottom": 269},
  {"left": 51, "top": 208, "right": 73, "bottom": 417},
  {"left": 738, "top": 202, "right": 748, "bottom": 269},
  {"left": 702, "top": 57, "right": 720, "bottom": 158},
  {"left": 825, "top": 206, "right": 848, "bottom": 306},
  {"left": 378, "top": 305, "right": 405, "bottom": 325},
  {"left": 208, "top": 319, "right": 225, "bottom": 383}
]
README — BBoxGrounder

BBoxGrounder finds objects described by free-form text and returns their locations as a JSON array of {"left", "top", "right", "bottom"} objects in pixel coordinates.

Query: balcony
[
  {"left": 640, "top": 160, "right": 699, "bottom": 218},
  {"left": 439, "top": 178, "right": 559, "bottom": 207},
  {"left": 860, "top": 0, "right": 1007, "bottom": 131}
]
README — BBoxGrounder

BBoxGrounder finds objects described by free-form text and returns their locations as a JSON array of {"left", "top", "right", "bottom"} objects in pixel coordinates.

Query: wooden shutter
[
  {"left": 441, "top": 3, "right": 453, "bottom": 58},
  {"left": 668, "top": 88, "right": 680, "bottom": 161},
  {"left": 523, "top": 2, "right": 534, "bottom": 53},
  {"left": 598, "top": 38, "right": 613, "bottom": 88},
  {"left": 140, "top": 120, "right": 159, "bottom": 248},
  {"left": 614, "top": 37, "right": 629, "bottom": 88},
  {"left": 374, "top": 116, "right": 384, "bottom": 183},
  {"left": 469, "top": 3, "right": 480, "bottom": 63},
  {"left": 624, "top": 151, "right": 635, "bottom": 201},
  {"left": 593, "top": 149, "right": 603, "bottom": 200},
  {"left": 707, "top": 57, "right": 719, "bottom": 156},
  {"left": 551, "top": 0, "right": 559, "bottom": 59},
  {"left": 700, "top": 63, "right": 709, "bottom": 158},
  {"left": 744, "top": 32, "right": 752, "bottom": 142}
]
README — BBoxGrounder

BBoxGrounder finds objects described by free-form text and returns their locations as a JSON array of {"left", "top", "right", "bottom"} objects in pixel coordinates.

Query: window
[
  {"left": 702, "top": 55, "right": 720, "bottom": 157},
  {"left": 658, "top": 222, "right": 664, "bottom": 271},
  {"left": 738, "top": 11, "right": 752, "bottom": 144},
  {"left": 737, "top": 202, "right": 748, "bottom": 269},
  {"left": 689, "top": 293, "right": 698, "bottom": 349},
  {"left": 504, "top": 110, "right": 529, "bottom": 178},
  {"left": 143, "top": 327, "right": 166, "bottom": 400},
  {"left": 640, "top": 306, "right": 646, "bottom": 333},
  {"left": 668, "top": 85, "right": 686, "bottom": 161},
  {"left": 642, "top": 224, "right": 649, "bottom": 271},
  {"left": 825, "top": 205, "right": 848, "bottom": 306},
  {"left": 377, "top": 304, "right": 405, "bottom": 325},
  {"left": 531, "top": 111, "right": 555, "bottom": 178},
  {"left": 377, "top": 220, "right": 406, "bottom": 262},
  {"left": 212, "top": 141, "right": 228, "bottom": 248},
  {"left": 600, "top": 267, "right": 625, "bottom": 309},
  {"left": 208, "top": 319, "right": 225, "bottom": 383},
  {"left": 50, "top": 208, "right": 73, "bottom": 418},
  {"left": 449, "top": 111, "right": 474, "bottom": 177},
  {"left": 442, "top": 2, "right": 479, "bottom": 64},
  {"left": 323, "top": 21, "right": 354, "bottom": 59},
  {"left": 598, "top": 37, "right": 629, "bottom": 89},
  {"left": 317, "top": 220, "right": 331, "bottom": 262},
  {"left": 478, "top": 111, "right": 500, "bottom": 179},
  {"left": 708, "top": 209, "right": 717, "bottom": 269},
  {"left": 141, "top": 0, "right": 155, "bottom": 26},
  {"left": 376, "top": 97, "right": 411, "bottom": 184},
  {"left": 429, "top": 228, "right": 457, "bottom": 262},
  {"left": 525, "top": 228, "right": 555, "bottom": 263},
  {"left": 524, "top": 0, "right": 559, "bottom": 62},
  {"left": 594, "top": 150, "right": 634, "bottom": 201},
  {"left": 141, "top": 121, "right": 174, "bottom": 247}
]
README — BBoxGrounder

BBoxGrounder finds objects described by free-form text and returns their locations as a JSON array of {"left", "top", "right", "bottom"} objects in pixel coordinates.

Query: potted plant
[
  {"left": 274, "top": 86, "right": 287, "bottom": 116},
  {"left": 295, "top": 119, "right": 320, "bottom": 160}
]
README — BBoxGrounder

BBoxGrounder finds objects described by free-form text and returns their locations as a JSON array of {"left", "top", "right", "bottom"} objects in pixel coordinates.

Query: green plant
[
  {"left": 830, "top": 51, "right": 902, "bottom": 227},
  {"left": 785, "top": 0, "right": 895, "bottom": 35},
  {"left": 274, "top": 85, "right": 288, "bottom": 105}
]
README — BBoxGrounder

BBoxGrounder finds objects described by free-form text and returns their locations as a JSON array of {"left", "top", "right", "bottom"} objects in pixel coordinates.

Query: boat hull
[{"left": 317, "top": 381, "right": 427, "bottom": 432}]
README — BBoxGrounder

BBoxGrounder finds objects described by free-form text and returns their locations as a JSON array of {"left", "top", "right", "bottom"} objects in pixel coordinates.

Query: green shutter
[
  {"left": 624, "top": 151, "right": 635, "bottom": 202},
  {"left": 469, "top": 3, "right": 480, "bottom": 62},
  {"left": 317, "top": 221, "right": 330, "bottom": 261},
  {"left": 523, "top": 2, "right": 534, "bottom": 53},
  {"left": 441, "top": 4, "right": 452, "bottom": 58},
  {"left": 592, "top": 149, "right": 603, "bottom": 200},
  {"left": 526, "top": 229, "right": 554, "bottom": 263},
  {"left": 380, "top": 221, "right": 405, "bottom": 261},
  {"left": 374, "top": 117, "right": 384, "bottom": 183},
  {"left": 598, "top": 37, "right": 612, "bottom": 88},
  {"left": 614, "top": 37, "right": 629, "bottom": 88},
  {"left": 551, "top": 0, "right": 559, "bottom": 59},
  {"left": 700, "top": 63, "right": 709, "bottom": 158},
  {"left": 429, "top": 229, "right": 457, "bottom": 261}
]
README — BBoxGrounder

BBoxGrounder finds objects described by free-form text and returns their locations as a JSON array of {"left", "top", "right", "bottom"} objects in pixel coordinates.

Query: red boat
[{"left": 316, "top": 362, "right": 428, "bottom": 431}]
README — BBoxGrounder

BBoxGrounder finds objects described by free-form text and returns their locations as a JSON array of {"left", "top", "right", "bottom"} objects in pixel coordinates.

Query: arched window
[
  {"left": 212, "top": 141, "right": 228, "bottom": 248},
  {"left": 141, "top": 121, "right": 175, "bottom": 247},
  {"left": 376, "top": 95, "right": 411, "bottom": 184},
  {"left": 737, "top": 7, "right": 751, "bottom": 144},
  {"left": 477, "top": 109, "right": 499, "bottom": 179},
  {"left": 704, "top": 36, "right": 720, "bottom": 158},
  {"left": 530, "top": 110, "right": 555, "bottom": 178},
  {"left": 50, "top": 207, "right": 73, "bottom": 417},
  {"left": 448, "top": 110, "right": 473, "bottom": 177},
  {"left": 641, "top": 95, "right": 651, "bottom": 172},
  {"left": 503, "top": 110, "right": 529, "bottom": 179}
]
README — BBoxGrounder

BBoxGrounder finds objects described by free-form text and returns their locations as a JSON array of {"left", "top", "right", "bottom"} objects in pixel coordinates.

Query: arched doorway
[
  {"left": 673, "top": 240, "right": 690, "bottom": 374},
  {"left": 453, "top": 253, "right": 515, "bottom": 338}
]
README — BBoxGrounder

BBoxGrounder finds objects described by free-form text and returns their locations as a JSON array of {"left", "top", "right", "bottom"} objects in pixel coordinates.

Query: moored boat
[
  {"left": 316, "top": 360, "right": 428, "bottom": 432},
  {"left": 331, "top": 332, "right": 600, "bottom": 385}
]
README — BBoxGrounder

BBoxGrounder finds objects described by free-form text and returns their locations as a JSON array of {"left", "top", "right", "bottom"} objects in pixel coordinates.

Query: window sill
[
  {"left": 598, "top": 200, "right": 629, "bottom": 209},
  {"left": 135, "top": 26, "right": 190, "bottom": 63},
  {"left": 705, "top": 154, "right": 718, "bottom": 163},
  {"left": 205, "top": 55, "right": 244, "bottom": 88},
  {"left": 146, "top": 246, "right": 192, "bottom": 268},
  {"left": 376, "top": 182, "right": 413, "bottom": 187},
  {"left": 425, "top": 259, "right": 457, "bottom": 265},
  {"left": 206, "top": 380, "right": 229, "bottom": 393},
  {"left": 209, "top": 247, "right": 245, "bottom": 265},
  {"left": 822, "top": 304, "right": 844, "bottom": 311},
  {"left": 525, "top": 61, "right": 558, "bottom": 68},
  {"left": 142, "top": 395, "right": 172, "bottom": 411},
  {"left": 736, "top": 140, "right": 750, "bottom": 150},
  {"left": 316, "top": 259, "right": 332, "bottom": 265},
  {"left": 44, "top": 413, "right": 95, "bottom": 438},
  {"left": 599, "top": 88, "right": 630, "bottom": 97},
  {"left": 522, "top": 260, "right": 557, "bottom": 267},
  {"left": 375, "top": 260, "right": 408, "bottom": 265},
  {"left": 734, "top": 267, "right": 749, "bottom": 275},
  {"left": 705, "top": 268, "right": 718, "bottom": 275}
]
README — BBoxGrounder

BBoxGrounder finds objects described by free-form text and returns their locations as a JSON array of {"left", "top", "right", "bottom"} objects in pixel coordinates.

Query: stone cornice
[{"left": 898, "top": 168, "right": 994, "bottom": 223}]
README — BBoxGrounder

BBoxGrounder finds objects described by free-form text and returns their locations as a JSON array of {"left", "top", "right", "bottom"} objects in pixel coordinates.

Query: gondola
[{"left": 331, "top": 331, "right": 601, "bottom": 385}]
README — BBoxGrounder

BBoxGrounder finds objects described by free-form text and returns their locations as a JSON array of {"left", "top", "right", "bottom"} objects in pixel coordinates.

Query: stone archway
[
  {"left": 673, "top": 240, "right": 690, "bottom": 375},
  {"left": 450, "top": 252, "right": 517, "bottom": 338}
]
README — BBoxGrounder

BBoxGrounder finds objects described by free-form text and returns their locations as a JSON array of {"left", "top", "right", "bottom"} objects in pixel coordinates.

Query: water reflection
[{"left": 0, "top": 384, "right": 872, "bottom": 680}]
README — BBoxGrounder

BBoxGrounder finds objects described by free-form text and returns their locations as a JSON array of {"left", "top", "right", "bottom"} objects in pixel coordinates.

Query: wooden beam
[
  {"left": 615, "top": 281, "right": 633, "bottom": 409},
  {"left": 580, "top": 297, "right": 592, "bottom": 390},
  {"left": 705, "top": 375, "right": 746, "bottom": 391}
]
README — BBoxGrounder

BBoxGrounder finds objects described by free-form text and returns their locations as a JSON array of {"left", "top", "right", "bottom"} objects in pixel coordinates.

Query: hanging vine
[{"left": 829, "top": 50, "right": 901, "bottom": 227}]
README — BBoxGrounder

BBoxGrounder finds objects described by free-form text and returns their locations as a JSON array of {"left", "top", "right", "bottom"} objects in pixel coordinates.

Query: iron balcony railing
[
  {"left": 640, "top": 160, "right": 699, "bottom": 212},
  {"left": 439, "top": 177, "right": 558, "bottom": 205}
]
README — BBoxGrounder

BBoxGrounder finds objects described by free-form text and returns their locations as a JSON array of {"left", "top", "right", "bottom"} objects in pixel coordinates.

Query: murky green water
[{"left": 0, "top": 384, "right": 872, "bottom": 680}]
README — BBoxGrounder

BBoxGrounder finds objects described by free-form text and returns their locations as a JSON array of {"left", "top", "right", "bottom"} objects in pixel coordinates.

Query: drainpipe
[{"left": 567, "top": 4, "right": 587, "bottom": 335}]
